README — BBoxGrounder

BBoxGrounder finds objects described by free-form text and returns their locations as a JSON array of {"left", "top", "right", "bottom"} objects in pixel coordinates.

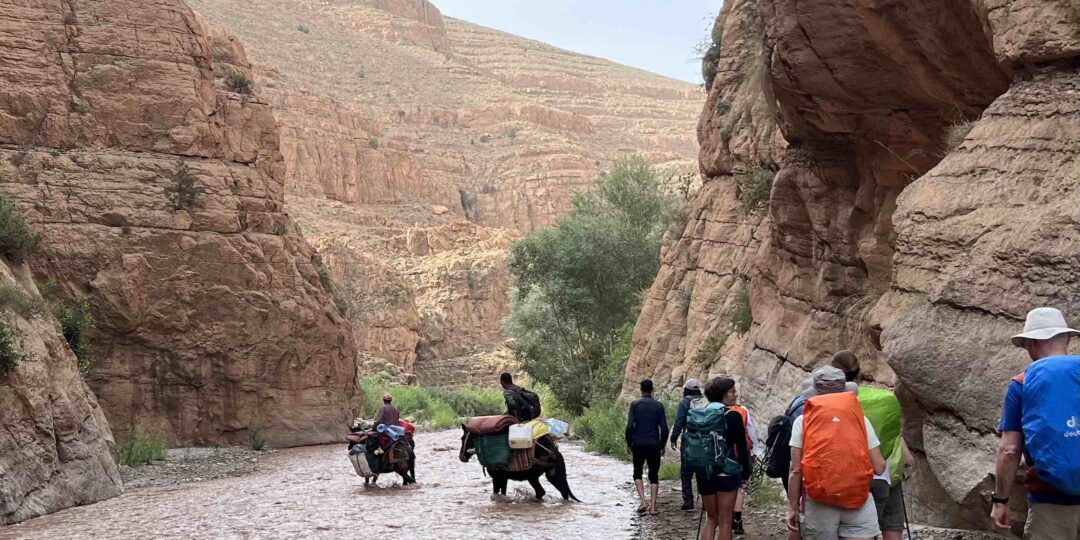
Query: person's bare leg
[
  {"left": 635, "top": 479, "right": 646, "bottom": 511},
  {"left": 650, "top": 483, "right": 660, "bottom": 513},
  {"left": 700, "top": 493, "right": 719, "bottom": 540},
  {"left": 882, "top": 532, "right": 903, "bottom": 540},
  {"left": 735, "top": 488, "right": 745, "bottom": 512},
  {"left": 715, "top": 490, "right": 738, "bottom": 540}
]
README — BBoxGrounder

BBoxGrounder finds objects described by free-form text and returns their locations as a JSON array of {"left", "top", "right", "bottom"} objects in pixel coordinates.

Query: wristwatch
[{"left": 991, "top": 492, "right": 1009, "bottom": 504}]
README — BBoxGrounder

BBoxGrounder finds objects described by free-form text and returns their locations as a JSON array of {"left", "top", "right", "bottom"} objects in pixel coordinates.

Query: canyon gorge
[
  {"left": 1, "top": 0, "right": 1076, "bottom": 535},
  {"left": 622, "top": 0, "right": 1078, "bottom": 534}
]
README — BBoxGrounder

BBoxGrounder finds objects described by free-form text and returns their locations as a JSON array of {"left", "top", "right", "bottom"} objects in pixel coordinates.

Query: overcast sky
[{"left": 435, "top": 0, "right": 720, "bottom": 84}]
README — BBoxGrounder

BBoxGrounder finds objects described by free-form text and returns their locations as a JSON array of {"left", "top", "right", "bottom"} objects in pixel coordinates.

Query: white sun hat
[{"left": 1011, "top": 307, "right": 1080, "bottom": 347}]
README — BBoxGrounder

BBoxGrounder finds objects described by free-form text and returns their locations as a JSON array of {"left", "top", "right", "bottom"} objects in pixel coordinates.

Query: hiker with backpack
[
  {"left": 723, "top": 382, "right": 756, "bottom": 536},
  {"left": 686, "top": 378, "right": 751, "bottom": 540},
  {"left": 830, "top": 351, "right": 915, "bottom": 540},
  {"left": 499, "top": 372, "right": 542, "bottom": 422},
  {"left": 626, "top": 378, "right": 669, "bottom": 516},
  {"left": 671, "top": 378, "right": 707, "bottom": 511},
  {"left": 786, "top": 366, "right": 886, "bottom": 540},
  {"left": 991, "top": 307, "right": 1080, "bottom": 539}
]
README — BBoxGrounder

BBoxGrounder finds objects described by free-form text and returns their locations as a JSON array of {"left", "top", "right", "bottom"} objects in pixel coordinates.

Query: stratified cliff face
[
  {"left": 0, "top": 263, "right": 122, "bottom": 525},
  {"left": 0, "top": 0, "right": 358, "bottom": 447},
  {"left": 189, "top": 0, "right": 703, "bottom": 384},
  {"left": 626, "top": 0, "right": 1077, "bottom": 532},
  {"left": 879, "top": 2, "right": 1080, "bottom": 531}
]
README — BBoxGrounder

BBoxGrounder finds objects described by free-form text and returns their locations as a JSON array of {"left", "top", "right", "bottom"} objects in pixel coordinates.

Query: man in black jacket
[{"left": 627, "top": 379, "right": 669, "bottom": 515}]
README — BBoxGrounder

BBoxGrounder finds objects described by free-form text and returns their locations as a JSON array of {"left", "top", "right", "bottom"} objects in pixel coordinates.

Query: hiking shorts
[
  {"left": 1026, "top": 502, "right": 1080, "bottom": 540},
  {"left": 870, "top": 479, "right": 905, "bottom": 531},
  {"left": 631, "top": 445, "right": 662, "bottom": 484},
  {"left": 800, "top": 495, "right": 880, "bottom": 540},
  {"left": 697, "top": 474, "right": 742, "bottom": 496}
]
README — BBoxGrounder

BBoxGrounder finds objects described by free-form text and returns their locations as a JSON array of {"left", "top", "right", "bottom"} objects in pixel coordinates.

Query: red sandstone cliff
[
  {"left": 624, "top": 0, "right": 1078, "bottom": 533},
  {"left": 189, "top": 0, "right": 704, "bottom": 384},
  {"left": 0, "top": 0, "right": 358, "bottom": 448}
]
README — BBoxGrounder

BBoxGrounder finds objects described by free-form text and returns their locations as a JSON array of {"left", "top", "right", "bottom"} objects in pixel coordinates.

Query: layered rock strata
[
  {"left": 189, "top": 0, "right": 704, "bottom": 382},
  {"left": 624, "top": 0, "right": 1077, "bottom": 532},
  {"left": 0, "top": 262, "right": 122, "bottom": 525},
  {"left": 0, "top": 0, "right": 358, "bottom": 447}
]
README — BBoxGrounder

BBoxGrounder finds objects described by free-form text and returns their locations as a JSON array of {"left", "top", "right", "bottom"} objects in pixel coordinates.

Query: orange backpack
[
  {"left": 801, "top": 392, "right": 873, "bottom": 509},
  {"left": 729, "top": 404, "right": 753, "bottom": 452}
]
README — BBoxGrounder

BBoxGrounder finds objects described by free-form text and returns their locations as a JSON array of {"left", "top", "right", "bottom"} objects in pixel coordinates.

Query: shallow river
[{"left": 2, "top": 429, "right": 675, "bottom": 540}]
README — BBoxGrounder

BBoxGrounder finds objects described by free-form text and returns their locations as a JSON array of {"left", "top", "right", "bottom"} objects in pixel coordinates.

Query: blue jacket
[{"left": 669, "top": 389, "right": 704, "bottom": 444}]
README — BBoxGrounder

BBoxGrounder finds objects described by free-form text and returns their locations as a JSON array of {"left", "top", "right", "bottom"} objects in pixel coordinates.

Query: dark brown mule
[{"left": 459, "top": 426, "right": 579, "bottom": 501}]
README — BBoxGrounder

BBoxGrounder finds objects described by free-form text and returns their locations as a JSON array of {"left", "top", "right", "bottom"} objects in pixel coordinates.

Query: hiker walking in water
[
  {"left": 499, "top": 373, "right": 541, "bottom": 421},
  {"left": 626, "top": 378, "right": 669, "bottom": 515},
  {"left": 832, "top": 351, "right": 915, "bottom": 540},
  {"left": 375, "top": 392, "right": 400, "bottom": 427},
  {"left": 992, "top": 308, "right": 1080, "bottom": 539},
  {"left": 689, "top": 378, "right": 751, "bottom": 540},
  {"left": 671, "top": 378, "right": 706, "bottom": 511},
  {"left": 786, "top": 366, "right": 886, "bottom": 540},
  {"left": 722, "top": 382, "right": 756, "bottom": 536}
]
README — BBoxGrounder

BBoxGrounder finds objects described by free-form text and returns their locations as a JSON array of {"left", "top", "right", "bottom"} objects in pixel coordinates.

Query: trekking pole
[
  {"left": 695, "top": 506, "right": 704, "bottom": 540},
  {"left": 899, "top": 483, "right": 913, "bottom": 540}
]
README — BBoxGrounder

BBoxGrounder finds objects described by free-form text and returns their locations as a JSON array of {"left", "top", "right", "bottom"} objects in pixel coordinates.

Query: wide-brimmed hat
[
  {"left": 683, "top": 378, "right": 701, "bottom": 390},
  {"left": 1011, "top": 307, "right": 1080, "bottom": 347}
]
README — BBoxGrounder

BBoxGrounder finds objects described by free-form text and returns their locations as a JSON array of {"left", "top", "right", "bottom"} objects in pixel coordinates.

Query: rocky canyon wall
[
  {"left": 0, "top": 261, "right": 122, "bottom": 525},
  {"left": 0, "top": 0, "right": 358, "bottom": 447},
  {"left": 189, "top": 0, "right": 703, "bottom": 385},
  {"left": 625, "top": 0, "right": 1077, "bottom": 532}
]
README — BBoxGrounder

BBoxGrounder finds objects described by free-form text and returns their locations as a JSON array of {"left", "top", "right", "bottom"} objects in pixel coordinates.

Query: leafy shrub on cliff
[
  {"left": 165, "top": 161, "right": 199, "bottom": 211},
  {"left": 0, "top": 322, "right": 28, "bottom": 377},
  {"left": 37, "top": 279, "right": 96, "bottom": 374},
  {"left": 732, "top": 281, "right": 752, "bottom": 334},
  {"left": 117, "top": 429, "right": 167, "bottom": 466},
  {"left": 224, "top": 70, "right": 254, "bottom": 95},
  {"left": 943, "top": 119, "right": 974, "bottom": 154},
  {"left": 694, "top": 327, "right": 730, "bottom": 364},
  {"left": 368, "top": 137, "right": 379, "bottom": 149},
  {"left": 735, "top": 166, "right": 775, "bottom": 214},
  {"left": 0, "top": 188, "right": 41, "bottom": 263},
  {"left": 0, "top": 283, "right": 45, "bottom": 318},
  {"left": 296, "top": 24, "right": 310, "bottom": 34},
  {"left": 506, "top": 156, "right": 680, "bottom": 413}
]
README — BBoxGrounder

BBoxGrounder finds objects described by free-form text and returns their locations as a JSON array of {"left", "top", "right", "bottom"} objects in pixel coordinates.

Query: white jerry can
[
  {"left": 349, "top": 447, "right": 375, "bottom": 477},
  {"left": 508, "top": 423, "right": 535, "bottom": 449}
]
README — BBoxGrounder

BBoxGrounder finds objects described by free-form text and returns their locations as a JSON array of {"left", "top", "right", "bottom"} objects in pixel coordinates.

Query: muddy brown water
[{"left": 3, "top": 429, "right": 742, "bottom": 540}]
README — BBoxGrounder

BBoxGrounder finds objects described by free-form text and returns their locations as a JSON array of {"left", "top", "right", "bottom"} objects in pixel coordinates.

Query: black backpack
[
  {"left": 763, "top": 395, "right": 803, "bottom": 479},
  {"left": 515, "top": 388, "right": 542, "bottom": 421}
]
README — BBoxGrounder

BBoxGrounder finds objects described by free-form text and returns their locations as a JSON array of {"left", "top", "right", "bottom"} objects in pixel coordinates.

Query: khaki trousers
[{"left": 1026, "top": 502, "right": 1080, "bottom": 540}]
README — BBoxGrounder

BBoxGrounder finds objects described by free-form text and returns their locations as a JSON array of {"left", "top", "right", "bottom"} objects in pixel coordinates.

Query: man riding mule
[
  {"left": 347, "top": 417, "right": 417, "bottom": 486},
  {"left": 459, "top": 414, "right": 579, "bottom": 501}
]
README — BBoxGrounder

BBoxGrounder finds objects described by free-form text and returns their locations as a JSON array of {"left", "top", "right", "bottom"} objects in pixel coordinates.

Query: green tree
[{"left": 505, "top": 156, "right": 679, "bottom": 413}]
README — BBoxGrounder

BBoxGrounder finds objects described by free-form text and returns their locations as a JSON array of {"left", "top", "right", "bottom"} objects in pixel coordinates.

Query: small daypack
[
  {"left": 764, "top": 395, "right": 803, "bottom": 479},
  {"left": 1019, "top": 356, "right": 1080, "bottom": 495},
  {"left": 681, "top": 403, "right": 741, "bottom": 479},
  {"left": 517, "top": 388, "right": 543, "bottom": 421},
  {"left": 802, "top": 392, "right": 873, "bottom": 509}
]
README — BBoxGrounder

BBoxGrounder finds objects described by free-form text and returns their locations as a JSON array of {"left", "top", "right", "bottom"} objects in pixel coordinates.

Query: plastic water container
[
  {"left": 545, "top": 418, "right": 569, "bottom": 438},
  {"left": 508, "top": 423, "right": 534, "bottom": 449},
  {"left": 377, "top": 424, "right": 406, "bottom": 440}
]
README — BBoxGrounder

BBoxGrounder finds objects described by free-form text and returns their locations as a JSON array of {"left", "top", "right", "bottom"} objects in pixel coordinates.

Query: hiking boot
[
  {"left": 732, "top": 519, "right": 745, "bottom": 535},
  {"left": 680, "top": 502, "right": 693, "bottom": 511}
]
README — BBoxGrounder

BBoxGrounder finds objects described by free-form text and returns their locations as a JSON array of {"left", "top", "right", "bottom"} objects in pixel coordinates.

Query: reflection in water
[{"left": 2, "top": 429, "right": 646, "bottom": 539}]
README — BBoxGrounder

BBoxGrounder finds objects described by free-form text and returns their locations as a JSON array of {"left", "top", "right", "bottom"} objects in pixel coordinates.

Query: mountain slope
[{"left": 189, "top": 0, "right": 704, "bottom": 383}]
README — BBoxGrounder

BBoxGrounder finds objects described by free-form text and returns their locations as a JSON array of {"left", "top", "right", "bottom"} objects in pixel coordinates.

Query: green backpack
[
  {"left": 681, "top": 403, "right": 742, "bottom": 479},
  {"left": 858, "top": 386, "right": 904, "bottom": 485}
]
